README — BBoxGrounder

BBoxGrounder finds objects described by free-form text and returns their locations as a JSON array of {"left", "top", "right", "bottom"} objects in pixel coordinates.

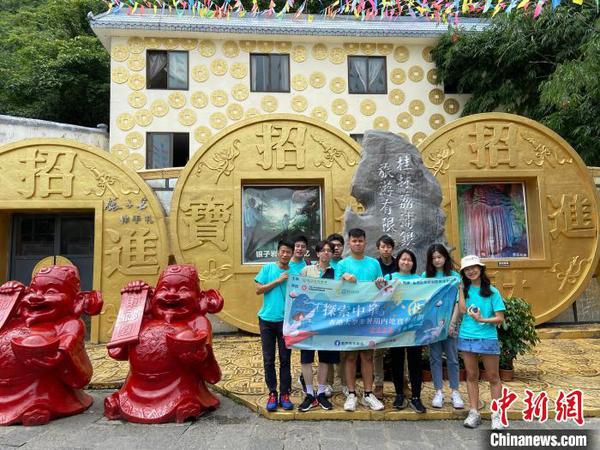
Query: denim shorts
[{"left": 457, "top": 338, "right": 500, "bottom": 355}]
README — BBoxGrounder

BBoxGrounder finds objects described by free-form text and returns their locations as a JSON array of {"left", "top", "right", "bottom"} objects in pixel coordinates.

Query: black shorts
[{"left": 300, "top": 349, "right": 341, "bottom": 365}]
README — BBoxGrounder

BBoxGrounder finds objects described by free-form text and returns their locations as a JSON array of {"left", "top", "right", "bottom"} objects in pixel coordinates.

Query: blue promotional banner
[{"left": 283, "top": 275, "right": 459, "bottom": 351}]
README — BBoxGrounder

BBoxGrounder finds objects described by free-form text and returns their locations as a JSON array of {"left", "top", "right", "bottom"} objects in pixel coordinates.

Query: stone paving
[{"left": 0, "top": 391, "right": 597, "bottom": 450}]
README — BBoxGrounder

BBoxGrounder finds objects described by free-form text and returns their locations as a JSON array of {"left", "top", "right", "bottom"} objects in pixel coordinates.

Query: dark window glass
[
  {"left": 350, "top": 134, "right": 364, "bottom": 145},
  {"left": 250, "top": 54, "right": 290, "bottom": 92},
  {"left": 60, "top": 217, "right": 94, "bottom": 255},
  {"left": 348, "top": 56, "right": 387, "bottom": 94},
  {"left": 147, "top": 50, "right": 188, "bottom": 90},
  {"left": 15, "top": 217, "right": 55, "bottom": 256},
  {"left": 147, "top": 132, "right": 189, "bottom": 169}
]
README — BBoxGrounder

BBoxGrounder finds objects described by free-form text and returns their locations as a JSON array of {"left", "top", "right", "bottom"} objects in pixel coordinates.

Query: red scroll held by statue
[
  {"left": 0, "top": 282, "right": 25, "bottom": 331},
  {"left": 107, "top": 283, "right": 149, "bottom": 349}
]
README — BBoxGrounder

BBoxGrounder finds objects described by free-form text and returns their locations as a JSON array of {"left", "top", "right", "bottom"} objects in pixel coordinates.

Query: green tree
[
  {"left": 0, "top": 0, "right": 110, "bottom": 127},
  {"left": 432, "top": 3, "right": 600, "bottom": 165}
]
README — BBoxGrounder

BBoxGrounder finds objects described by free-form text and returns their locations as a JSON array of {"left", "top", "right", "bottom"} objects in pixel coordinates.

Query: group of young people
[{"left": 254, "top": 229, "right": 507, "bottom": 429}]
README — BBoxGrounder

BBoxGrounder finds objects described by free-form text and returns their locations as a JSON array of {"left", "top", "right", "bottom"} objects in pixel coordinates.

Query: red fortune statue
[
  {"left": 0, "top": 265, "right": 103, "bottom": 426},
  {"left": 104, "top": 264, "right": 224, "bottom": 423}
]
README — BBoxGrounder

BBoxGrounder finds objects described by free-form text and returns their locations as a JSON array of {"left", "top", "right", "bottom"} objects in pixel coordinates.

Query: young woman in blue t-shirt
[{"left": 458, "top": 255, "right": 506, "bottom": 430}]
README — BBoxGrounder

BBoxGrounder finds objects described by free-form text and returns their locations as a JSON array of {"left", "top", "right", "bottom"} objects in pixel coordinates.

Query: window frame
[
  {"left": 249, "top": 53, "right": 291, "bottom": 93},
  {"left": 347, "top": 55, "right": 388, "bottom": 95},
  {"left": 146, "top": 132, "right": 189, "bottom": 169},
  {"left": 146, "top": 50, "right": 189, "bottom": 91}
]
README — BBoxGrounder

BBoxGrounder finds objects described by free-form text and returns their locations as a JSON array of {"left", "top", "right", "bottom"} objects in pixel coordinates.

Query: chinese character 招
[
  {"left": 256, "top": 124, "right": 306, "bottom": 170},
  {"left": 18, "top": 149, "right": 76, "bottom": 198},
  {"left": 469, "top": 123, "right": 518, "bottom": 169}
]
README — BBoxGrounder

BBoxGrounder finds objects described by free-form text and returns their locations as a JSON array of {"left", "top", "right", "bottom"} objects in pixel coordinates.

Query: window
[
  {"left": 250, "top": 54, "right": 290, "bottom": 92},
  {"left": 348, "top": 56, "right": 387, "bottom": 94},
  {"left": 350, "top": 134, "right": 364, "bottom": 146},
  {"left": 146, "top": 50, "right": 188, "bottom": 90},
  {"left": 146, "top": 132, "right": 189, "bottom": 169}
]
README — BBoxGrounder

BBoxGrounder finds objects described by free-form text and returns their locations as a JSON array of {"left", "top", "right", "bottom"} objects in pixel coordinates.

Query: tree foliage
[
  {"left": 432, "top": 4, "right": 600, "bottom": 165},
  {"left": 0, "top": 0, "right": 110, "bottom": 127}
]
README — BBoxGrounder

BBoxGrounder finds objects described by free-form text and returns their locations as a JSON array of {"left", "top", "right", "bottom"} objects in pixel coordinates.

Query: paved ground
[{"left": 0, "top": 390, "right": 597, "bottom": 450}]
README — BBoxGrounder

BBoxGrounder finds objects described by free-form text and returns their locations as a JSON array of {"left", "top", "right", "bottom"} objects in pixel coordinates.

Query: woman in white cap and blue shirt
[{"left": 457, "top": 255, "right": 506, "bottom": 430}]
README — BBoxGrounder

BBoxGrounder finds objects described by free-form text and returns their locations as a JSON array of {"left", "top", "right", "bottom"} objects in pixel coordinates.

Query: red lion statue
[
  {"left": 104, "top": 264, "right": 224, "bottom": 423},
  {"left": 0, "top": 265, "right": 103, "bottom": 426}
]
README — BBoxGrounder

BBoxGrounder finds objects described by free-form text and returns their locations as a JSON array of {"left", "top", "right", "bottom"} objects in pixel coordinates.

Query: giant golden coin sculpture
[
  {"left": 171, "top": 114, "right": 361, "bottom": 333},
  {"left": 418, "top": 113, "right": 600, "bottom": 323},
  {"left": 0, "top": 139, "right": 169, "bottom": 341}
]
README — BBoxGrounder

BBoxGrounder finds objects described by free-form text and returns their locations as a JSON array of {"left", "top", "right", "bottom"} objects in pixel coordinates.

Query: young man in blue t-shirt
[
  {"left": 335, "top": 228, "right": 386, "bottom": 412},
  {"left": 255, "top": 239, "right": 294, "bottom": 412},
  {"left": 289, "top": 235, "right": 309, "bottom": 275}
]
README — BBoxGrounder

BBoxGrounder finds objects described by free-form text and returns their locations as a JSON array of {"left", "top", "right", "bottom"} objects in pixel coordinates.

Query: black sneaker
[
  {"left": 298, "top": 394, "right": 318, "bottom": 412},
  {"left": 393, "top": 394, "right": 407, "bottom": 410},
  {"left": 298, "top": 374, "right": 307, "bottom": 394},
  {"left": 410, "top": 397, "right": 426, "bottom": 414},
  {"left": 317, "top": 393, "right": 333, "bottom": 410}
]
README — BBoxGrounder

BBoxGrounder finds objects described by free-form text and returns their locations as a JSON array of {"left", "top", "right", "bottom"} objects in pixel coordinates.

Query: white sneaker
[
  {"left": 324, "top": 384, "right": 333, "bottom": 398},
  {"left": 344, "top": 393, "right": 357, "bottom": 411},
  {"left": 342, "top": 385, "right": 349, "bottom": 397},
  {"left": 361, "top": 393, "right": 385, "bottom": 411},
  {"left": 491, "top": 411, "right": 505, "bottom": 430},
  {"left": 451, "top": 390, "right": 465, "bottom": 409},
  {"left": 432, "top": 390, "right": 444, "bottom": 408},
  {"left": 463, "top": 409, "right": 482, "bottom": 429}
]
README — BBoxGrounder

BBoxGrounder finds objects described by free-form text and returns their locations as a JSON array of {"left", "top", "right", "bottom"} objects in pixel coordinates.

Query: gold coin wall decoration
[
  {"left": 412, "top": 132, "right": 427, "bottom": 145},
  {"left": 310, "top": 72, "right": 326, "bottom": 88},
  {"left": 261, "top": 96, "right": 278, "bottom": 113},
  {"left": 194, "top": 126, "right": 212, "bottom": 144},
  {"left": 373, "top": 116, "right": 390, "bottom": 130},
  {"left": 330, "top": 77, "right": 346, "bottom": 94},
  {"left": 292, "top": 74, "right": 308, "bottom": 91},
  {"left": 422, "top": 47, "right": 433, "bottom": 62},
  {"left": 360, "top": 43, "right": 376, "bottom": 55},
  {"left": 128, "top": 92, "right": 147, "bottom": 109},
  {"left": 134, "top": 109, "right": 153, "bottom": 127},
  {"left": 394, "top": 46, "right": 409, "bottom": 63},
  {"left": 429, "top": 113, "right": 446, "bottom": 129},
  {"left": 388, "top": 89, "right": 405, "bottom": 106},
  {"left": 230, "top": 63, "right": 248, "bottom": 79},
  {"left": 291, "top": 96, "right": 308, "bottom": 112},
  {"left": 231, "top": 84, "right": 249, "bottom": 102},
  {"left": 377, "top": 43, "right": 393, "bottom": 55},
  {"left": 311, "top": 107, "right": 328, "bottom": 122},
  {"left": 428, "top": 89, "right": 445, "bottom": 105},
  {"left": 444, "top": 98, "right": 460, "bottom": 115},
  {"left": 340, "top": 114, "right": 356, "bottom": 131},
  {"left": 128, "top": 37, "right": 145, "bottom": 54},
  {"left": 125, "top": 153, "right": 145, "bottom": 171},
  {"left": 211, "top": 59, "right": 228, "bottom": 76},
  {"left": 144, "top": 37, "right": 161, "bottom": 49},
  {"left": 329, "top": 47, "right": 345, "bottom": 65},
  {"left": 245, "top": 108, "right": 260, "bottom": 118},
  {"left": 391, "top": 68, "right": 406, "bottom": 85},
  {"left": 125, "top": 131, "right": 144, "bottom": 149},
  {"left": 409, "top": 100, "right": 425, "bottom": 116},
  {"left": 209, "top": 112, "right": 227, "bottom": 129},
  {"left": 127, "top": 54, "right": 145, "bottom": 71},
  {"left": 397, "top": 112, "right": 413, "bottom": 129},
  {"left": 163, "top": 38, "right": 179, "bottom": 50},
  {"left": 360, "top": 99, "right": 377, "bottom": 116},
  {"left": 408, "top": 66, "right": 425, "bottom": 82},
  {"left": 223, "top": 41, "right": 239, "bottom": 58},
  {"left": 210, "top": 90, "right": 228, "bottom": 107},
  {"left": 332, "top": 99, "right": 348, "bottom": 116},
  {"left": 178, "top": 108, "right": 197, "bottom": 126},
  {"left": 199, "top": 40, "right": 216, "bottom": 57},
  {"left": 192, "top": 65, "right": 209, "bottom": 83},
  {"left": 343, "top": 43, "right": 359, "bottom": 52},
  {"left": 256, "top": 41, "right": 274, "bottom": 52},
  {"left": 111, "top": 144, "right": 129, "bottom": 161},
  {"left": 168, "top": 92, "right": 186, "bottom": 109},
  {"left": 276, "top": 41, "right": 292, "bottom": 51},
  {"left": 239, "top": 40, "right": 256, "bottom": 52},
  {"left": 427, "top": 69, "right": 439, "bottom": 85},
  {"left": 291, "top": 45, "right": 307, "bottom": 63},
  {"left": 127, "top": 74, "right": 145, "bottom": 91},
  {"left": 181, "top": 38, "right": 198, "bottom": 50},
  {"left": 112, "top": 67, "right": 129, "bottom": 84},
  {"left": 312, "top": 43, "right": 328, "bottom": 60},
  {"left": 226, "top": 103, "right": 244, "bottom": 121},
  {"left": 111, "top": 44, "right": 129, "bottom": 62},
  {"left": 191, "top": 91, "right": 209, "bottom": 108},
  {"left": 151, "top": 99, "right": 169, "bottom": 117},
  {"left": 116, "top": 113, "right": 135, "bottom": 131}
]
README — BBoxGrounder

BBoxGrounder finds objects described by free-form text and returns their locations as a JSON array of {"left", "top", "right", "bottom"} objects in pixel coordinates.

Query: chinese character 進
[
  {"left": 547, "top": 194, "right": 595, "bottom": 239},
  {"left": 469, "top": 123, "right": 518, "bottom": 169},
  {"left": 105, "top": 227, "right": 159, "bottom": 276},
  {"left": 255, "top": 124, "right": 306, "bottom": 170},
  {"left": 181, "top": 195, "right": 233, "bottom": 251},
  {"left": 18, "top": 149, "right": 76, "bottom": 198}
]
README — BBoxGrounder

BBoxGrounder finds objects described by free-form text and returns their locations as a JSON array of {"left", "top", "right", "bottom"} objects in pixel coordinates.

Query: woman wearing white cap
[{"left": 457, "top": 255, "right": 506, "bottom": 430}]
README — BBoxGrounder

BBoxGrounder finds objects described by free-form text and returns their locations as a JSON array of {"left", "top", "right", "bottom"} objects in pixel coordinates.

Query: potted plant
[{"left": 498, "top": 296, "right": 540, "bottom": 381}]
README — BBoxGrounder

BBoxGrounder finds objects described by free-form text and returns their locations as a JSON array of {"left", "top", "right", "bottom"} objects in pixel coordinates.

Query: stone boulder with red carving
[
  {"left": 104, "top": 264, "right": 224, "bottom": 423},
  {"left": 0, "top": 266, "right": 103, "bottom": 426}
]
